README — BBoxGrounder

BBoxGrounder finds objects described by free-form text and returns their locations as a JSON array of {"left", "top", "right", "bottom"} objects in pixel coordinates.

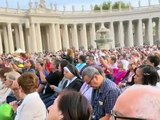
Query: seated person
[
  {"left": 48, "top": 90, "right": 92, "bottom": 120},
  {"left": 3, "top": 71, "right": 21, "bottom": 103},
  {"left": 14, "top": 73, "right": 47, "bottom": 120},
  {"left": 112, "top": 85, "right": 160, "bottom": 120},
  {"left": 0, "top": 67, "right": 13, "bottom": 104}
]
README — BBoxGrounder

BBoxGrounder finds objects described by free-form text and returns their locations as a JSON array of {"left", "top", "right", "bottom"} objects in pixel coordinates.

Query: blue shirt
[
  {"left": 91, "top": 79, "right": 121, "bottom": 120},
  {"left": 76, "top": 63, "right": 86, "bottom": 72},
  {"left": 22, "top": 68, "right": 35, "bottom": 74}
]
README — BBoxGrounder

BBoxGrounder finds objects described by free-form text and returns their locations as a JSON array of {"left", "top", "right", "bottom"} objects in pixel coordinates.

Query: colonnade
[{"left": 0, "top": 17, "right": 160, "bottom": 54}]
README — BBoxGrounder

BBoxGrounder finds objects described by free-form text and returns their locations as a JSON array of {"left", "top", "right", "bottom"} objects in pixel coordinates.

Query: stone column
[
  {"left": 0, "top": 31, "right": 3, "bottom": 54},
  {"left": 128, "top": 20, "right": 134, "bottom": 47},
  {"left": 30, "top": 23, "right": 37, "bottom": 52},
  {"left": 36, "top": 23, "right": 43, "bottom": 52},
  {"left": 148, "top": 18, "right": 153, "bottom": 45},
  {"left": 110, "top": 21, "right": 115, "bottom": 48},
  {"left": 3, "top": 25, "right": 9, "bottom": 53},
  {"left": 63, "top": 24, "right": 69, "bottom": 49},
  {"left": 18, "top": 23, "right": 25, "bottom": 51},
  {"left": 91, "top": 23, "right": 96, "bottom": 48},
  {"left": 55, "top": 24, "right": 62, "bottom": 51},
  {"left": 7, "top": 23, "right": 14, "bottom": 53},
  {"left": 72, "top": 24, "right": 79, "bottom": 50},
  {"left": 119, "top": 21, "right": 124, "bottom": 47},
  {"left": 14, "top": 25, "right": 20, "bottom": 49},
  {"left": 50, "top": 23, "right": 57, "bottom": 51},
  {"left": 158, "top": 18, "right": 160, "bottom": 41},
  {"left": 82, "top": 23, "right": 88, "bottom": 50},
  {"left": 138, "top": 19, "right": 143, "bottom": 46},
  {"left": 25, "top": 27, "right": 30, "bottom": 52}
]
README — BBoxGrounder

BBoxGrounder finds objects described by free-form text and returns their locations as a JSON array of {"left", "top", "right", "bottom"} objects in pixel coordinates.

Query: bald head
[{"left": 113, "top": 85, "right": 160, "bottom": 120}]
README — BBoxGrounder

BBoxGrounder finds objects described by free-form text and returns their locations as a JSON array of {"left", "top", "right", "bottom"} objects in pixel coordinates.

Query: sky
[{"left": 0, "top": 0, "right": 159, "bottom": 11}]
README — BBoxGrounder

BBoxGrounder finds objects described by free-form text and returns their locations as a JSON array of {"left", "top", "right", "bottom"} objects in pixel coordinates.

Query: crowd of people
[{"left": 0, "top": 45, "right": 160, "bottom": 120}]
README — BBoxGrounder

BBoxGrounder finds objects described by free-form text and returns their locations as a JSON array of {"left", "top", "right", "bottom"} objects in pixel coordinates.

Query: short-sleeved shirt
[{"left": 91, "top": 79, "right": 121, "bottom": 120}]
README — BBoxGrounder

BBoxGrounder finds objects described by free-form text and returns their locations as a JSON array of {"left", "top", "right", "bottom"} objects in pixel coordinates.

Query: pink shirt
[{"left": 113, "top": 68, "right": 127, "bottom": 85}]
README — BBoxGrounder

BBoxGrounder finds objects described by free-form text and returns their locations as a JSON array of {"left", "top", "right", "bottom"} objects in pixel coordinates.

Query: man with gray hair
[
  {"left": 112, "top": 85, "right": 160, "bottom": 120},
  {"left": 82, "top": 66, "right": 121, "bottom": 120}
]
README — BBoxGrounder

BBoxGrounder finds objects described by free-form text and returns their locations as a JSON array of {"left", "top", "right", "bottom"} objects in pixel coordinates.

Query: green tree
[
  {"left": 94, "top": 1, "right": 129, "bottom": 11},
  {"left": 94, "top": 4, "right": 100, "bottom": 10},
  {"left": 112, "top": 1, "right": 129, "bottom": 9},
  {"left": 102, "top": 1, "right": 112, "bottom": 10}
]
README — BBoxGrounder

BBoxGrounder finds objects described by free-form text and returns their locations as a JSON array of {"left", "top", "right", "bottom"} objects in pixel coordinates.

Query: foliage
[{"left": 94, "top": 1, "right": 130, "bottom": 10}]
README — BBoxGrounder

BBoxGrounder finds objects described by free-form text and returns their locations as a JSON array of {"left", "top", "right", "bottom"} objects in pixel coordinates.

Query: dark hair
[
  {"left": 138, "top": 65, "right": 159, "bottom": 85},
  {"left": 60, "top": 60, "right": 69, "bottom": 77},
  {"left": 79, "top": 55, "right": 86, "bottom": 63},
  {"left": 58, "top": 90, "right": 92, "bottom": 120},
  {"left": 53, "top": 60, "right": 60, "bottom": 69},
  {"left": 60, "top": 60, "right": 69, "bottom": 71},
  {"left": 18, "top": 73, "right": 38, "bottom": 94},
  {"left": 147, "top": 55, "right": 160, "bottom": 67},
  {"left": 27, "top": 60, "right": 35, "bottom": 69},
  {"left": 86, "top": 54, "right": 94, "bottom": 61}
]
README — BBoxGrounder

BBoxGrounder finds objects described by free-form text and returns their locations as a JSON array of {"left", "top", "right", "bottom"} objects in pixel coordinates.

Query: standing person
[
  {"left": 15, "top": 73, "right": 47, "bottom": 120},
  {"left": 82, "top": 66, "right": 121, "bottom": 120},
  {"left": 61, "top": 49, "right": 75, "bottom": 65}
]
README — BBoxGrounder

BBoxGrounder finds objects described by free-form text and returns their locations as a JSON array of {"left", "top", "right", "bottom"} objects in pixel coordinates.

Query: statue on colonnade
[{"left": 39, "top": 0, "right": 46, "bottom": 8}]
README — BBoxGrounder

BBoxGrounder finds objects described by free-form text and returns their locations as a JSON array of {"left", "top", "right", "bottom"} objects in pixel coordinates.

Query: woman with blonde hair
[{"left": 61, "top": 49, "right": 75, "bottom": 65}]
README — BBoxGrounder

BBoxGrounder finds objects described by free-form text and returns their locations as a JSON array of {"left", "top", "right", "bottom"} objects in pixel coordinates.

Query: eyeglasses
[
  {"left": 86, "top": 74, "right": 95, "bottom": 85},
  {"left": 111, "top": 110, "right": 146, "bottom": 120}
]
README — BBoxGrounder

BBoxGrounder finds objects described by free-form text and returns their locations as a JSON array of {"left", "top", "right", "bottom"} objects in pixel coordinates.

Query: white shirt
[
  {"left": 0, "top": 81, "right": 12, "bottom": 104},
  {"left": 156, "top": 82, "right": 160, "bottom": 89},
  {"left": 15, "top": 92, "right": 47, "bottom": 120}
]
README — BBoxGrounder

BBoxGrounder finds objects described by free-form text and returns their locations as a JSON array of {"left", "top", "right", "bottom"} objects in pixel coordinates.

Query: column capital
[
  {"left": 7, "top": 22, "right": 12, "bottom": 25},
  {"left": 50, "top": 23, "right": 56, "bottom": 25},
  {"left": 83, "top": 23, "right": 87, "bottom": 25},
  {"left": 63, "top": 23, "right": 68, "bottom": 25},
  {"left": 73, "top": 23, "right": 78, "bottom": 25},
  {"left": 18, "top": 23, "right": 23, "bottom": 25},
  {"left": 35, "top": 23, "right": 41, "bottom": 25}
]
